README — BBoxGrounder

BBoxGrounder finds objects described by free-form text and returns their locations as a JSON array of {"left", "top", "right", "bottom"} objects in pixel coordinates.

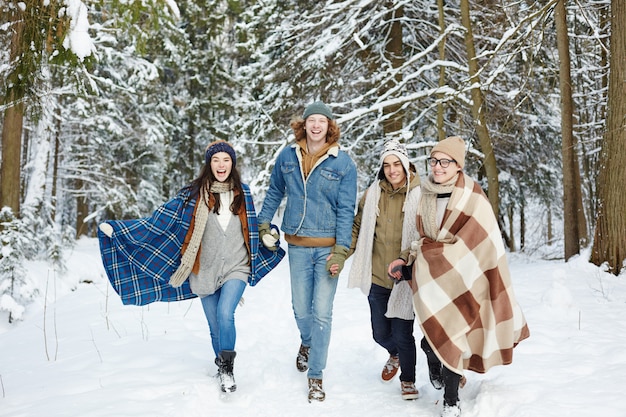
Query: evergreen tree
[{"left": 0, "top": 208, "right": 36, "bottom": 323}]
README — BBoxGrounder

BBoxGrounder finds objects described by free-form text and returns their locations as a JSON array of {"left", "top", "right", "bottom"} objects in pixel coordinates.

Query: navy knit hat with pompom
[{"left": 205, "top": 140, "right": 236, "bottom": 166}]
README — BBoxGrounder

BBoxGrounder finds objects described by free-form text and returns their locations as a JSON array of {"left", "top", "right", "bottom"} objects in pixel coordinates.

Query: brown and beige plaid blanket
[{"left": 410, "top": 173, "right": 529, "bottom": 374}]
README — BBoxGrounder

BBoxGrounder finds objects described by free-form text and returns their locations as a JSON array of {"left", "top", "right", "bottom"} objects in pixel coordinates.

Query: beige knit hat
[{"left": 431, "top": 136, "right": 466, "bottom": 169}]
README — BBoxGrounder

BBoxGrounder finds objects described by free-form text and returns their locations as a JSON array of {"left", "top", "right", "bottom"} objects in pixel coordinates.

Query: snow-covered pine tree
[{"left": 0, "top": 209, "right": 37, "bottom": 323}]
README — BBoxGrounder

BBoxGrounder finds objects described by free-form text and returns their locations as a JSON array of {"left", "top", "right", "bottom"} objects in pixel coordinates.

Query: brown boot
[
  {"left": 296, "top": 344, "right": 310, "bottom": 372},
  {"left": 381, "top": 354, "right": 400, "bottom": 382},
  {"left": 307, "top": 378, "right": 325, "bottom": 402},
  {"left": 401, "top": 381, "right": 419, "bottom": 400}
]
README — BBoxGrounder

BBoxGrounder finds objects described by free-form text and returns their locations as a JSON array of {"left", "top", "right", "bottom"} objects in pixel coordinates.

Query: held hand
[
  {"left": 259, "top": 223, "right": 279, "bottom": 251},
  {"left": 325, "top": 245, "right": 349, "bottom": 278},
  {"left": 387, "top": 259, "right": 411, "bottom": 282}
]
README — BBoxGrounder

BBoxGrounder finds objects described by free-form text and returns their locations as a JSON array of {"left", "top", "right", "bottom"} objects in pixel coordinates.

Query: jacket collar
[{"left": 291, "top": 141, "right": 339, "bottom": 157}]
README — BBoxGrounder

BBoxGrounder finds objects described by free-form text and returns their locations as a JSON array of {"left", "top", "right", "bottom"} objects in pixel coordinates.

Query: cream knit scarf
[
  {"left": 419, "top": 174, "right": 458, "bottom": 239},
  {"left": 348, "top": 179, "right": 421, "bottom": 320},
  {"left": 169, "top": 181, "right": 233, "bottom": 287},
  {"left": 347, "top": 181, "right": 383, "bottom": 295},
  {"left": 210, "top": 180, "right": 233, "bottom": 194}
]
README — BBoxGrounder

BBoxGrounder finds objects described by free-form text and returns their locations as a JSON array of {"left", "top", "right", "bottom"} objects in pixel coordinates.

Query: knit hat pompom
[
  {"left": 302, "top": 101, "right": 333, "bottom": 120},
  {"left": 431, "top": 136, "right": 466, "bottom": 169},
  {"left": 205, "top": 140, "right": 236, "bottom": 166},
  {"left": 378, "top": 139, "right": 411, "bottom": 181}
]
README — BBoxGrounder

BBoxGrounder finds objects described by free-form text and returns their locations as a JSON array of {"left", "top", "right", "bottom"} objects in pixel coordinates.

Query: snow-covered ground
[{"left": 1, "top": 237, "right": 625, "bottom": 417}]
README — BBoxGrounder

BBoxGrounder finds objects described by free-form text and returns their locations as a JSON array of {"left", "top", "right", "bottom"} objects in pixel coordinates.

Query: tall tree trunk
[
  {"left": 1, "top": 5, "right": 27, "bottom": 216},
  {"left": 547, "top": 203, "right": 553, "bottom": 246},
  {"left": 555, "top": 0, "right": 588, "bottom": 260},
  {"left": 459, "top": 0, "right": 500, "bottom": 219},
  {"left": 23, "top": 82, "right": 53, "bottom": 211},
  {"left": 590, "top": 0, "right": 626, "bottom": 275},
  {"left": 520, "top": 202, "right": 526, "bottom": 251},
  {"left": 52, "top": 103, "right": 62, "bottom": 224},
  {"left": 1, "top": 0, "right": 76, "bottom": 218},
  {"left": 599, "top": 4, "right": 610, "bottom": 117},
  {"left": 75, "top": 191, "right": 89, "bottom": 238},
  {"left": 436, "top": 0, "right": 446, "bottom": 141},
  {"left": 1, "top": 90, "right": 24, "bottom": 216},
  {"left": 507, "top": 205, "right": 516, "bottom": 252},
  {"left": 382, "top": 1, "right": 404, "bottom": 136}
]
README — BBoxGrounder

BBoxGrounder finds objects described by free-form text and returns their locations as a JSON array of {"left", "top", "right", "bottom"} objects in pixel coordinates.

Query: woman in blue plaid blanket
[{"left": 98, "top": 140, "right": 284, "bottom": 394}]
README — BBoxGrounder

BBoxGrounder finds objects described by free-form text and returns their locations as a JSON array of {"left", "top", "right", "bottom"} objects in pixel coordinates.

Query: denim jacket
[{"left": 258, "top": 143, "right": 357, "bottom": 249}]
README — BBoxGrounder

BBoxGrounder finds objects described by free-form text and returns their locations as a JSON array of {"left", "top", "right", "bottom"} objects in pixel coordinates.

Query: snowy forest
[{"left": 1, "top": 0, "right": 625, "bottom": 323}]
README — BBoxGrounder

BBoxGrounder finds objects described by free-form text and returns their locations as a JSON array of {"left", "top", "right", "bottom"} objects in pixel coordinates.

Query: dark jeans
[
  {"left": 368, "top": 284, "right": 416, "bottom": 382},
  {"left": 421, "top": 337, "right": 461, "bottom": 405}
]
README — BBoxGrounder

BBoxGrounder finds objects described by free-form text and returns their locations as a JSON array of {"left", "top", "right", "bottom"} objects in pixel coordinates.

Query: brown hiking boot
[
  {"left": 401, "top": 381, "right": 419, "bottom": 400},
  {"left": 296, "top": 344, "right": 310, "bottom": 372},
  {"left": 381, "top": 355, "right": 400, "bottom": 382},
  {"left": 307, "top": 378, "right": 325, "bottom": 402}
]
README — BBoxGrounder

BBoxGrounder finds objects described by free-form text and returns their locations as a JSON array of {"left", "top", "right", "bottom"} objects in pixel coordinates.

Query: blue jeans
[
  {"left": 200, "top": 279, "right": 247, "bottom": 357},
  {"left": 288, "top": 245, "right": 339, "bottom": 379},
  {"left": 368, "top": 284, "right": 416, "bottom": 382}
]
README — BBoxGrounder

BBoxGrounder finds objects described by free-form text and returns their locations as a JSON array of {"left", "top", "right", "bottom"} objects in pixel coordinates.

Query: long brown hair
[{"left": 184, "top": 161, "right": 244, "bottom": 215}]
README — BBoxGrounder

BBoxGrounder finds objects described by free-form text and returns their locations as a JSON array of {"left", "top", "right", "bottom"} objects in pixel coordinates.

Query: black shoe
[
  {"left": 428, "top": 362, "right": 444, "bottom": 390},
  {"left": 217, "top": 350, "right": 237, "bottom": 392}
]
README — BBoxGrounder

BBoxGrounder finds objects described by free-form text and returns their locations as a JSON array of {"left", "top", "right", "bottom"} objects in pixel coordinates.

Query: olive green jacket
[{"left": 349, "top": 174, "right": 421, "bottom": 289}]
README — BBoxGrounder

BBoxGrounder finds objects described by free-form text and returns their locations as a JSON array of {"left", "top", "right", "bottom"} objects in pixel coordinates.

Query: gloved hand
[
  {"left": 99, "top": 223, "right": 113, "bottom": 237},
  {"left": 387, "top": 259, "right": 412, "bottom": 283},
  {"left": 259, "top": 223, "right": 279, "bottom": 251},
  {"left": 325, "top": 245, "right": 349, "bottom": 278}
]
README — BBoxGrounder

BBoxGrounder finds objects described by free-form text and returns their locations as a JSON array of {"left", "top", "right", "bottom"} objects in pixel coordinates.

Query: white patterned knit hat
[{"left": 378, "top": 139, "right": 411, "bottom": 181}]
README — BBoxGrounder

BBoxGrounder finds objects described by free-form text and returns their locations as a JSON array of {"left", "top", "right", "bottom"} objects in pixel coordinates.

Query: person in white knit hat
[
  {"left": 388, "top": 136, "right": 529, "bottom": 417},
  {"left": 347, "top": 139, "right": 421, "bottom": 400}
]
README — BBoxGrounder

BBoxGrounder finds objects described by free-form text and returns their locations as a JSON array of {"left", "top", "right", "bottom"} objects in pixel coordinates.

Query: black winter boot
[
  {"left": 442, "top": 366, "right": 461, "bottom": 406},
  {"left": 217, "top": 350, "right": 237, "bottom": 392},
  {"left": 421, "top": 337, "right": 444, "bottom": 390}
]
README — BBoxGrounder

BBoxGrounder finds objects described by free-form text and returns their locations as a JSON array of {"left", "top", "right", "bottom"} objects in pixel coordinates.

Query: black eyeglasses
[{"left": 427, "top": 157, "right": 456, "bottom": 168}]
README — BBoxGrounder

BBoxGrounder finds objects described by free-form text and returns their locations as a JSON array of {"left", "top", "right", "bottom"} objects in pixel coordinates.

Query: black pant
[
  {"left": 367, "top": 284, "right": 416, "bottom": 382},
  {"left": 421, "top": 337, "right": 461, "bottom": 405}
]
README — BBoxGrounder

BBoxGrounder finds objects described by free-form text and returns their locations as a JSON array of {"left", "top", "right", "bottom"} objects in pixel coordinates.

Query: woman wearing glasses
[{"left": 388, "top": 136, "right": 529, "bottom": 417}]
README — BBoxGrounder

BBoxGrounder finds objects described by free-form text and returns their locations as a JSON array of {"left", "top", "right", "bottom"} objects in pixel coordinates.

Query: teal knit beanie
[{"left": 302, "top": 101, "right": 333, "bottom": 120}]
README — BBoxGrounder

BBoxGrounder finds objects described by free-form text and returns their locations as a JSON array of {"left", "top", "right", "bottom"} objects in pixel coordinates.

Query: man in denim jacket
[{"left": 258, "top": 101, "right": 357, "bottom": 402}]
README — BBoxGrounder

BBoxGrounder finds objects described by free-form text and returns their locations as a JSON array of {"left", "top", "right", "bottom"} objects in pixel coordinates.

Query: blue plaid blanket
[{"left": 98, "top": 184, "right": 285, "bottom": 306}]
